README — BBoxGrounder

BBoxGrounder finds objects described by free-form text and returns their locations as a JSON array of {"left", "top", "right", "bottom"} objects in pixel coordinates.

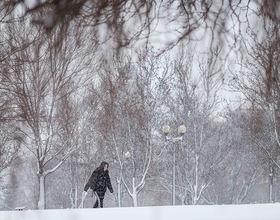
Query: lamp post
[{"left": 162, "top": 125, "right": 186, "bottom": 206}]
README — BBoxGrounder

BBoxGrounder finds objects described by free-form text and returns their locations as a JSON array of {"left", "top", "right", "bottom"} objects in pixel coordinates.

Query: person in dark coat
[{"left": 84, "top": 161, "right": 113, "bottom": 208}]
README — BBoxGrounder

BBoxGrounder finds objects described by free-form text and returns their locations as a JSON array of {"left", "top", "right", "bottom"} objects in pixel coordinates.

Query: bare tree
[
  {"left": 1, "top": 0, "right": 276, "bottom": 55},
  {"left": 0, "top": 102, "right": 21, "bottom": 173},
  {"left": 223, "top": 106, "right": 265, "bottom": 204},
  {"left": 91, "top": 49, "right": 168, "bottom": 207},
  {"left": 0, "top": 18, "right": 22, "bottom": 175},
  {"left": 1, "top": 18, "right": 95, "bottom": 209},
  {"left": 169, "top": 45, "right": 231, "bottom": 205},
  {"left": 229, "top": 21, "right": 280, "bottom": 202}
]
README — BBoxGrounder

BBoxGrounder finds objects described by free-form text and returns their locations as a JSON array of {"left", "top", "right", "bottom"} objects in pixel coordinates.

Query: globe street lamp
[
  {"left": 162, "top": 124, "right": 186, "bottom": 206},
  {"left": 124, "top": 151, "right": 131, "bottom": 158}
]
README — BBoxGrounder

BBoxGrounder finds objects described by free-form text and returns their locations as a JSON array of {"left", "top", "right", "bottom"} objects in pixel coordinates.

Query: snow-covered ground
[{"left": 1, "top": 203, "right": 280, "bottom": 220}]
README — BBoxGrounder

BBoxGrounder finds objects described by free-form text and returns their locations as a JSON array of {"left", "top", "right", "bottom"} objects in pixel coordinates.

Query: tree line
[{"left": 1, "top": 0, "right": 280, "bottom": 210}]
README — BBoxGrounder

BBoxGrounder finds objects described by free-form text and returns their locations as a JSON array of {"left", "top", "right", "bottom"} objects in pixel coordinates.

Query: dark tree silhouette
[{"left": 1, "top": 0, "right": 279, "bottom": 53}]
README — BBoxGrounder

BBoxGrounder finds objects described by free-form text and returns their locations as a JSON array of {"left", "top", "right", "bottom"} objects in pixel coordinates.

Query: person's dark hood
[{"left": 100, "top": 161, "right": 109, "bottom": 169}]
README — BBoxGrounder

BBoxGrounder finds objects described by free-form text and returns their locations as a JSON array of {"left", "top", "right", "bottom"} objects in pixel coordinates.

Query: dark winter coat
[{"left": 84, "top": 161, "right": 113, "bottom": 198}]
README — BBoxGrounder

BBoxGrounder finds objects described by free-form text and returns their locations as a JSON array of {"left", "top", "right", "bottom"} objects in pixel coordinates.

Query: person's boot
[
  {"left": 99, "top": 198, "right": 104, "bottom": 208},
  {"left": 93, "top": 200, "right": 98, "bottom": 208}
]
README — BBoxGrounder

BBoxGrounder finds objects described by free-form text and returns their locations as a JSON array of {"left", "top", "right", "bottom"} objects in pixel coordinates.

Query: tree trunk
[
  {"left": 193, "top": 154, "right": 199, "bottom": 205},
  {"left": 70, "top": 154, "right": 78, "bottom": 208},
  {"left": 269, "top": 166, "right": 274, "bottom": 203},
  {"left": 117, "top": 177, "right": 122, "bottom": 207},
  {"left": 132, "top": 193, "right": 138, "bottom": 207},
  {"left": 132, "top": 177, "right": 138, "bottom": 207},
  {"left": 38, "top": 174, "right": 45, "bottom": 210}
]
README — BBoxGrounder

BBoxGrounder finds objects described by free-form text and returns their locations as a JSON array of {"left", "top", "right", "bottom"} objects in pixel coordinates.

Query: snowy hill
[{"left": 1, "top": 203, "right": 280, "bottom": 220}]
